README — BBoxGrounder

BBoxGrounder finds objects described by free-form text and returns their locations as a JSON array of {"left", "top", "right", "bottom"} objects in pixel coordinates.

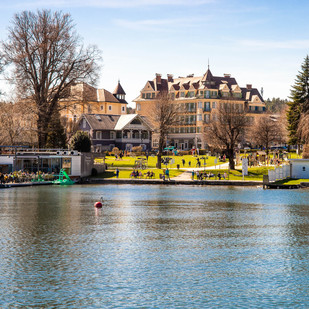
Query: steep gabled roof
[
  {"left": 241, "top": 87, "right": 264, "bottom": 103},
  {"left": 114, "top": 114, "right": 152, "bottom": 131},
  {"left": 113, "top": 81, "right": 126, "bottom": 95}
]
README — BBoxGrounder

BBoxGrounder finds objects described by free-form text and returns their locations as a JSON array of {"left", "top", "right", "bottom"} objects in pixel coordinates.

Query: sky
[{"left": 0, "top": 0, "right": 309, "bottom": 106}]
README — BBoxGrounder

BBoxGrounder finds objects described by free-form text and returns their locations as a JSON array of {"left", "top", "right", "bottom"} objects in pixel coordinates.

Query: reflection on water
[{"left": 1, "top": 185, "right": 309, "bottom": 307}]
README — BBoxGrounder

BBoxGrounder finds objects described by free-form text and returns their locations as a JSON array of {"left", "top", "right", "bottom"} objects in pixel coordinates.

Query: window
[
  {"left": 198, "top": 114, "right": 202, "bottom": 121},
  {"left": 131, "top": 118, "right": 142, "bottom": 125},
  {"left": 198, "top": 101, "right": 203, "bottom": 109},
  {"left": 122, "top": 106, "right": 125, "bottom": 113},
  {"left": 204, "top": 90, "right": 210, "bottom": 98},
  {"left": 204, "top": 102, "right": 210, "bottom": 111},
  {"left": 142, "top": 93, "right": 145, "bottom": 99},
  {"left": 108, "top": 105, "right": 112, "bottom": 111},
  {"left": 82, "top": 118, "right": 87, "bottom": 128},
  {"left": 152, "top": 93, "right": 155, "bottom": 98},
  {"left": 110, "top": 131, "right": 115, "bottom": 139},
  {"left": 188, "top": 91, "right": 194, "bottom": 98},
  {"left": 136, "top": 103, "right": 141, "bottom": 111},
  {"left": 146, "top": 93, "right": 151, "bottom": 99},
  {"left": 211, "top": 91, "right": 217, "bottom": 97},
  {"left": 96, "top": 131, "right": 102, "bottom": 140},
  {"left": 221, "top": 91, "right": 229, "bottom": 97},
  {"left": 204, "top": 114, "right": 210, "bottom": 123},
  {"left": 212, "top": 102, "right": 216, "bottom": 108},
  {"left": 180, "top": 92, "right": 185, "bottom": 97},
  {"left": 100, "top": 105, "right": 104, "bottom": 111}
]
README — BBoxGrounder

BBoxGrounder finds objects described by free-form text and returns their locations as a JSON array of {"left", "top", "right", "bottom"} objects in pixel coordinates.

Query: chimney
[
  {"left": 167, "top": 74, "right": 173, "bottom": 82},
  {"left": 224, "top": 73, "right": 231, "bottom": 78},
  {"left": 246, "top": 84, "right": 252, "bottom": 90},
  {"left": 156, "top": 73, "right": 162, "bottom": 84}
]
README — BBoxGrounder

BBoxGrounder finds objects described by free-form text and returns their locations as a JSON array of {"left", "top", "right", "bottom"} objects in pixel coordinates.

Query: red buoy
[{"left": 94, "top": 201, "right": 103, "bottom": 208}]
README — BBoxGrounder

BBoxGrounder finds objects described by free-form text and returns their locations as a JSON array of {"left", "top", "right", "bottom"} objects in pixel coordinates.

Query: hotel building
[{"left": 134, "top": 68, "right": 265, "bottom": 150}]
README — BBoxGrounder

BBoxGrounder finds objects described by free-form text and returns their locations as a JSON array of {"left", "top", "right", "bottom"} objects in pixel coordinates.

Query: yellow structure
[
  {"left": 134, "top": 68, "right": 266, "bottom": 150},
  {"left": 60, "top": 81, "right": 128, "bottom": 124}
]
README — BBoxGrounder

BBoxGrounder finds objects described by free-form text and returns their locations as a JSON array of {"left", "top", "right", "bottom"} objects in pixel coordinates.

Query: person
[
  {"left": 196, "top": 171, "right": 199, "bottom": 180},
  {"left": 116, "top": 168, "right": 119, "bottom": 178},
  {"left": 182, "top": 159, "right": 185, "bottom": 167},
  {"left": 0, "top": 172, "right": 4, "bottom": 184},
  {"left": 191, "top": 170, "right": 195, "bottom": 180},
  {"left": 188, "top": 161, "right": 191, "bottom": 167},
  {"left": 217, "top": 172, "right": 221, "bottom": 180},
  {"left": 165, "top": 168, "right": 170, "bottom": 181},
  {"left": 223, "top": 172, "right": 227, "bottom": 180}
]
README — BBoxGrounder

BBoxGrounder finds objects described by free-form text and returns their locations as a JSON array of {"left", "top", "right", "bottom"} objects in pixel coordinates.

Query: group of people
[
  {"left": 0, "top": 171, "right": 56, "bottom": 184},
  {"left": 130, "top": 169, "right": 155, "bottom": 179},
  {"left": 192, "top": 171, "right": 227, "bottom": 180}
]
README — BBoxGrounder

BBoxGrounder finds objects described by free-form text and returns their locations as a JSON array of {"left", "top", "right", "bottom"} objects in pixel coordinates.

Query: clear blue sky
[{"left": 0, "top": 0, "right": 309, "bottom": 106}]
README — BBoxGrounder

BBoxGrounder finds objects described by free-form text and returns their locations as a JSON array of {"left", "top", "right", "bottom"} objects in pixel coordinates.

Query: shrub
[
  {"left": 70, "top": 131, "right": 91, "bottom": 152},
  {"left": 132, "top": 146, "right": 143, "bottom": 153},
  {"left": 112, "top": 147, "right": 120, "bottom": 155}
]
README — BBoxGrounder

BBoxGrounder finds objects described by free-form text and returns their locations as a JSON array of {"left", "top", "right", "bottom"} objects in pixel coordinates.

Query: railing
[{"left": 268, "top": 164, "right": 290, "bottom": 182}]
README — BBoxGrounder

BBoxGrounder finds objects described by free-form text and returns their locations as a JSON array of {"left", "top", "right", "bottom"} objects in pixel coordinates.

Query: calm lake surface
[{"left": 1, "top": 184, "right": 309, "bottom": 308}]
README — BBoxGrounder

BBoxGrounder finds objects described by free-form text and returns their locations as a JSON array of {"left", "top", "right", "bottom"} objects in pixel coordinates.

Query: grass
[
  {"left": 274, "top": 178, "right": 309, "bottom": 185},
  {"left": 96, "top": 154, "right": 225, "bottom": 169},
  {"left": 94, "top": 168, "right": 183, "bottom": 180},
  {"left": 93, "top": 153, "right": 300, "bottom": 181}
]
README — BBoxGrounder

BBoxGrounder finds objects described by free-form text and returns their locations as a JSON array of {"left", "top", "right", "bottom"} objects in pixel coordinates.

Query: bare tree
[
  {"left": 146, "top": 92, "right": 179, "bottom": 169},
  {"left": 249, "top": 114, "right": 285, "bottom": 155},
  {"left": 0, "top": 101, "right": 36, "bottom": 146},
  {"left": 0, "top": 10, "right": 101, "bottom": 148},
  {"left": 207, "top": 101, "right": 249, "bottom": 169}
]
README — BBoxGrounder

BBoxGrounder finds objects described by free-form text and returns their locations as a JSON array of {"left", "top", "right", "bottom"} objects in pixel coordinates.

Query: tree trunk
[
  {"left": 227, "top": 149, "right": 235, "bottom": 170},
  {"left": 156, "top": 154, "right": 162, "bottom": 169},
  {"left": 156, "top": 133, "right": 165, "bottom": 169},
  {"left": 37, "top": 116, "right": 48, "bottom": 148}
]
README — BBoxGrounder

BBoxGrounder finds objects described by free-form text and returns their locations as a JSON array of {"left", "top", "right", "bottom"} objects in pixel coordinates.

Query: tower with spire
[{"left": 113, "top": 80, "right": 127, "bottom": 103}]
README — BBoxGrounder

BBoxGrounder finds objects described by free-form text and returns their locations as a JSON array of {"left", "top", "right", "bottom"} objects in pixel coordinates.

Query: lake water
[{"left": 1, "top": 184, "right": 309, "bottom": 308}]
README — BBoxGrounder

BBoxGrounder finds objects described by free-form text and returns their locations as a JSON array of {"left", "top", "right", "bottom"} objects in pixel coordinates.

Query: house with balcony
[
  {"left": 134, "top": 67, "right": 266, "bottom": 150},
  {"left": 78, "top": 114, "right": 153, "bottom": 152}
]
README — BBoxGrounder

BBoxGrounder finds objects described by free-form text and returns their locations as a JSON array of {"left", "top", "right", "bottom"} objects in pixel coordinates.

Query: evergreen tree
[
  {"left": 70, "top": 131, "right": 91, "bottom": 152},
  {"left": 287, "top": 55, "right": 309, "bottom": 145},
  {"left": 46, "top": 109, "right": 67, "bottom": 149}
]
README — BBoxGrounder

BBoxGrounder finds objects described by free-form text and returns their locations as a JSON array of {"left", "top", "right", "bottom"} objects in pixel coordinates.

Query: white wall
[{"left": 290, "top": 160, "right": 309, "bottom": 179}]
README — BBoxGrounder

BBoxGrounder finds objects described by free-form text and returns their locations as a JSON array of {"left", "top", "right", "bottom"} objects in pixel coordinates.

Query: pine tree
[
  {"left": 287, "top": 55, "right": 309, "bottom": 145},
  {"left": 70, "top": 131, "right": 91, "bottom": 152},
  {"left": 46, "top": 109, "right": 67, "bottom": 149}
]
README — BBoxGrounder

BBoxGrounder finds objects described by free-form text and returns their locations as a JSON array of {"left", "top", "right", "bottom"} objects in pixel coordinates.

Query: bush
[
  {"left": 70, "top": 131, "right": 91, "bottom": 152},
  {"left": 112, "top": 147, "right": 120, "bottom": 155},
  {"left": 132, "top": 146, "right": 143, "bottom": 153}
]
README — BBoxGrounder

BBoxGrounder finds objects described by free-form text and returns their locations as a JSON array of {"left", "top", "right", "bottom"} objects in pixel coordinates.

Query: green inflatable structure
[{"left": 53, "top": 169, "right": 75, "bottom": 185}]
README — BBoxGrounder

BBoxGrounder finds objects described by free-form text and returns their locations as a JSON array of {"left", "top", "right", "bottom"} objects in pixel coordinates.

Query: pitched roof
[
  {"left": 82, "top": 114, "right": 120, "bottom": 130},
  {"left": 97, "top": 89, "right": 120, "bottom": 103},
  {"left": 82, "top": 114, "right": 153, "bottom": 131},
  {"left": 241, "top": 87, "right": 264, "bottom": 103},
  {"left": 113, "top": 81, "right": 126, "bottom": 95}
]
